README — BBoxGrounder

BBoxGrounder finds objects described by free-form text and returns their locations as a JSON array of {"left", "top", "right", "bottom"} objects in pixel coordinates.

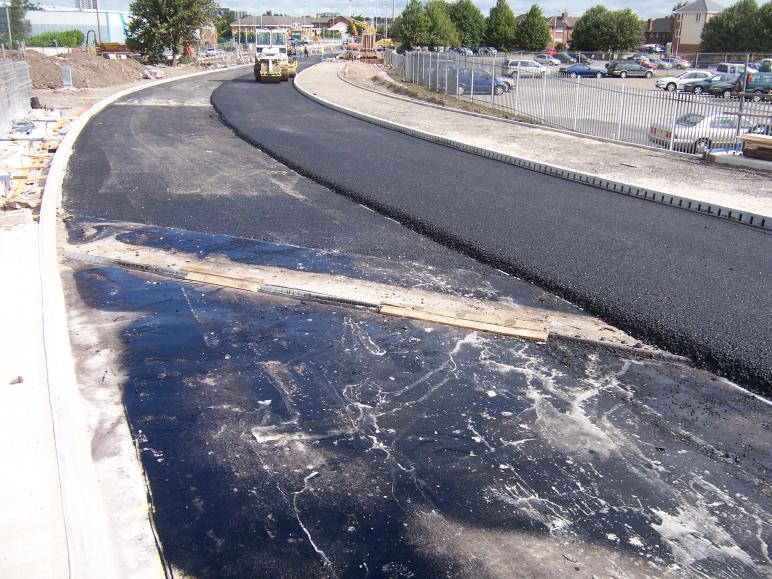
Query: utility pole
[
  {"left": 95, "top": 0, "right": 102, "bottom": 44},
  {"left": 5, "top": 3, "right": 12, "bottom": 44}
]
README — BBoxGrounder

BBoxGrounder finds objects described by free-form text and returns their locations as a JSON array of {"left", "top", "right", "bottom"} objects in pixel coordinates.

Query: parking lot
[{"left": 396, "top": 51, "right": 771, "bottom": 153}]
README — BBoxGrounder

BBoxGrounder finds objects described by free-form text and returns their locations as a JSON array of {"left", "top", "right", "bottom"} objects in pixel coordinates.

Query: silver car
[
  {"left": 503, "top": 59, "right": 549, "bottom": 77},
  {"left": 534, "top": 54, "right": 560, "bottom": 66},
  {"left": 648, "top": 112, "right": 752, "bottom": 154},
  {"left": 655, "top": 71, "right": 714, "bottom": 92}
]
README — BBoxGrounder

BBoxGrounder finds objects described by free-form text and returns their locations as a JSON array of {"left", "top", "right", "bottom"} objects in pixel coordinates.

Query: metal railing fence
[
  {"left": 384, "top": 50, "right": 771, "bottom": 156},
  {"left": 0, "top": 59, "right": 31, "bottom": 136}
]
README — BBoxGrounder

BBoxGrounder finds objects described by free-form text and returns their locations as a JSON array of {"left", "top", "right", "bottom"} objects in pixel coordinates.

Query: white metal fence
[
  {"left": 0, "top": 59, "right": 31, "bottom": 136},
  {"left": 385, "top": 50, "right": 772, "bottom": 156}
]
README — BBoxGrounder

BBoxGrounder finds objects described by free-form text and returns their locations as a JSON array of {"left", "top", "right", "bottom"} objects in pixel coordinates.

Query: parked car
[
  {"left": 650, "top": 58, "right": 674, "bottom": 70},
  {"left": 742, "top": 71, "right": 772, "bottom": 101},
  {"left": 606, "top": 61, "right": 653, "bottom": 78},
  {"left": 715, "top": 62, "right": 758, "bottom": 75},
  {"left": 456, "top": 68, "right": 510, "bottom": 95},
  {"left": 559, "top": 64, "right": 607, "bottom": 78},
  {"left": 631, "top": 56, "right": 658, "bottom": 70},
  {"left": 661, "top": 57, "right": 691, "bottom": 69},
  {"left": 476, "top": 46, "right": 498, "bottom": 56},
  {"left": 691, "top": 73, "right": 741, "bottom": 97},
  {"left": 648, "top": 112, "right": 752, "bottom": 154},
  {"left": 503, "top": 59, "right": 549, "bottom": 77},
  {"left": 655, "top": 70, "right": 714, "bottom": 91},
  {"left": 534, "top": 54, "right": 560, "bottom": 66},
  {"left": 567, "top": 52, "right": 593, "bottom": 64},
  {"left": 554, "top": 53, "right": 577, "bottom": 64}
]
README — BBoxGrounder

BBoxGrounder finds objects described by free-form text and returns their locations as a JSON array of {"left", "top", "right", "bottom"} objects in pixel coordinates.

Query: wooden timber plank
[
  {"left": 381, "top": 301, "right": 544, "bottom": 331},
  {"left": 184, "top": 271, "right": 262, "bottom": 292},
  {"left": 380, "top": 304, "right": 548, "bottom": 341}
]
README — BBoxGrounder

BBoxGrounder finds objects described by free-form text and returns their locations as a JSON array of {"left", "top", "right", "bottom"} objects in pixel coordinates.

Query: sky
[{"left": 94, "top": 0, "right": 687, "bottom": 22}]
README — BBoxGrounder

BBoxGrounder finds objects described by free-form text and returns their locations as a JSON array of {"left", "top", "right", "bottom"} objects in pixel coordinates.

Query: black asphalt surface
[
  {"left": 62, "top": 63, "right": 771, "bottom": 393},
  {"left": 212, "top": 70, "right": 770, "bottom": 392},
  {"left": 64, "top": 223, "right": 772, "bottom": 578}
]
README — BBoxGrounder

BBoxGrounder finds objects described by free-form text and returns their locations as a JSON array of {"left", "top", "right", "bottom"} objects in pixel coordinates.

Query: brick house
[
  {"left": 644, "top": 17, "right": 673, "bottom": 47},
  {"left": 547, "top": 10, "right": 578, "bottom": 48}
]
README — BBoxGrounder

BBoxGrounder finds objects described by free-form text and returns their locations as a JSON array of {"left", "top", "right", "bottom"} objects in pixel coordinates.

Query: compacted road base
[{"left": 210, "top": 71, "right": 771, "bottom": 393}]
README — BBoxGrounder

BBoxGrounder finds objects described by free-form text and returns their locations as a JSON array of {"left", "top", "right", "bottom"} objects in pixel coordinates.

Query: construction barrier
[{"left": 0, "top": 60, "right": 32, "bottom": 136}]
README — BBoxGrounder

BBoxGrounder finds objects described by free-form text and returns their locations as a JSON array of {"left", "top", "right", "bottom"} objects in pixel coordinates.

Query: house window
[{"left": 696, "top": 13, "right": 701, "bottom": 21}]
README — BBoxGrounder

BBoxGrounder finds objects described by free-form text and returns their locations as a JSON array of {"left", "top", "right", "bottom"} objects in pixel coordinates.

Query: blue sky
[{"left": 95, "top": 0, "right": 689, "bottom": 21}]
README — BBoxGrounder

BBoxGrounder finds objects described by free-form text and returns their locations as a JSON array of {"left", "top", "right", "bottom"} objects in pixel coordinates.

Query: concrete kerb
[
  {"left": 293, "top": 63, "right": 770, "bottom": 231},
  {"left": 38, "top": 63, "right": 250, "bottom": 578}
]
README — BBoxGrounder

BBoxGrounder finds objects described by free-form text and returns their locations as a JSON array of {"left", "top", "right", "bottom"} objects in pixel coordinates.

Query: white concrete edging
[
  {"left": 38, "top": 64, "right": 250, "bottom": 578},
  {"left": 294, "top": 63, "right": 770, "bottom": 231}
]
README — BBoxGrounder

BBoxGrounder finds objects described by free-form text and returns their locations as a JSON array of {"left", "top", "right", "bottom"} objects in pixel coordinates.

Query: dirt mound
[{"left": 6, "top": 49, "right": 147, "bottom": 89}]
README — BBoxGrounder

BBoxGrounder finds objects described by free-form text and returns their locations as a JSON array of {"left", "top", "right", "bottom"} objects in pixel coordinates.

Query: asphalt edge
[
  {"left": 294, "top": 62, "right": 770, "bottom": 231},
  {"left": 38, "top": 63, "right": 249, "bottom": 578}
]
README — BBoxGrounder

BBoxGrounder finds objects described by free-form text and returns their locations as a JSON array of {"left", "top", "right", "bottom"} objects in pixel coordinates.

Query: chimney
[
  {"left": 562, "top": 9, "right": 568, "bottom": 20},
  {"left": 647, "top": 18, "right": 653, "bottom": 31}
]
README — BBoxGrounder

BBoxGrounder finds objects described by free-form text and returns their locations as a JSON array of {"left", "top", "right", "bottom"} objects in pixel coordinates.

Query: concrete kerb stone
[
  {"left": 38, "top": 63, "right": 250, "bottom": 578},
  {"left": 293, "top": 63, "right": 770, "bottom": 231}
]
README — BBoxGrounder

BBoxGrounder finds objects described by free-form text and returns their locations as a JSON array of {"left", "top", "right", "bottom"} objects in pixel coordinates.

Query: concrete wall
[{"left": 0, "top": 60, "right": 32, "bottom": 136}]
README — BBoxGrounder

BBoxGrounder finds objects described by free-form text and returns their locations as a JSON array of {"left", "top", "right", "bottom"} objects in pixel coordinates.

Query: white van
[{"left": 715, "top": 63, "right": 758, "bottom": 75}]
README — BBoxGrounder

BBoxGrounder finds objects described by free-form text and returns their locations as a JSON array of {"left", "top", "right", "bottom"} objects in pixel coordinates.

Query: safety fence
[
  {"left": 0, "top": 59, "right": 31, "bottom": 136},
  {"left": 385, "top": 50, "right": 772, "bottom": 155}
]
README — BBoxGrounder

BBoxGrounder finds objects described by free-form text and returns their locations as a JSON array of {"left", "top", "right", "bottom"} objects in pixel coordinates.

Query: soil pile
[{"left": 6, "top": 50, "right": 147, "bottom": 89}]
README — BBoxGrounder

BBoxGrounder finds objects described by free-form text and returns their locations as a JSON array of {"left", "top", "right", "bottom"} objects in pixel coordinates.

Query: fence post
[
  {"left": 445, "top": 59, "right": 448, "bottom": 95},
  {"left": 428, "top": 51, "right": 432, "bottom": 89},
  {"left": 542, "top": 72, "right": 547, "bottom": 121},
  {"left": 669, "top": 92, "right": 681, "bottom": 151},
  {"left": 514, "top": 65, "right": 520, "bottom": 111},
  {"left": 471, "top": 66, "right": 475, "bottom": 102},
  {"left": 616, "top": 85, "right": 626, "bottom": 140},
  {"left": 491, "top": 57, "right": 495, "bottom": 101},
  {"left": 455, "top": 53, "right": 460, "bottom": 96},
  {"left": 573, "top": 76, "right": 580, "bottom": 132}
]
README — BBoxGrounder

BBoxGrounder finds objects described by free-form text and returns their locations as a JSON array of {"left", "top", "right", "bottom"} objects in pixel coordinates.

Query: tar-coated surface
[
  {"left": 65, "top": 225, "right": 772, "bottom": 579},
  {"left": 62, "top": 66, "right": 771, "bottom": 390},
  {"left": 209, "top": 71, "right": 770, "bottom": 392}
]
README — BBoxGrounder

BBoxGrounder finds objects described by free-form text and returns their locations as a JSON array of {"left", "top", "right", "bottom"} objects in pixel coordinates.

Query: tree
[
  {"left": 449, "top": 0, "right": 486, "bottom": 47},
  {"left": 393, "top": 0, "right": 429, "bottom": 50},
  {"left": 214, "top": 8, "right": 235, "bottom": 42},
  {"left": 515, "top": 4, "right": 550, "bottom": 51},
  {"left": 127, "top": 0, "right": 217, "bottom": 65},
  {"left": 570, "top": 5, "right": 642, "bottom": 51},
  {"left": 759, "top": 1, "right": 772, "bottom": 53},
  {"left": 672, "top": 1, "right": 688, "bottom": 10},
  {"left": 609, "top": 8, "right": 643, "bottom": 51},
  {"left": 426, "top": 0, "right": 459, "bottom": 49},
  {"left": 701, "top": 0, "right": 762, "bottom": 52},
  {"left": 485, "top": 0, "right": 516, "bottom": 50},
  {"left": 7, "top": 0, "right": 32, "bottom": 42}
]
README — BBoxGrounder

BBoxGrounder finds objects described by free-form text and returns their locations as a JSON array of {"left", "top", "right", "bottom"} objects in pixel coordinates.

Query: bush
[{"left": 26, "top": 30, "right": 85, "bottom": 47}]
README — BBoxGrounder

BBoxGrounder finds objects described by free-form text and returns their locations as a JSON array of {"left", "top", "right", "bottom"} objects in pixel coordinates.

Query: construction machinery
[{"left": 253, "top": 29, "right": 297, "bottom": 82}]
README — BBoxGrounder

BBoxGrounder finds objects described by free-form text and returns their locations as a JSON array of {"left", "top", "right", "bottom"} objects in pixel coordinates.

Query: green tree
[
  {"left": 214, "top": 8, "right": 235, "bottom": 41},
  {"left": 759, "top": 1, "right": 772, "bottom": 53},
  {"left": 426, "top": 0, "right": 459, "bottom": 49},
  {"left": 570, "top": 5, "right": 613, "bottom": 51},
  {"left": 485, "top": 0, "right": 516, "bottom": 50},
  {"left": 515, "top": 4, "right": 550, "bottom": 50},
  {"left": 672, "top": 1, "right": 688, "bottom": 10},
  {"left": 609, "top": 8, "right": 643, "bottom": 51},
  {"left": 393, "top": 0, "right": 429, "bottom": 50},
  {"left": 701, "top": 0, "right": 761, "bottom": 52},
  {"left": 127, "top": 0, "right": 217, "bottom": 64},
  {"left": 449, "top": 0, "right": 486, "bottom": 47},
  {"left": 7, "top": 0, "right": 32, "bottom": 43}
]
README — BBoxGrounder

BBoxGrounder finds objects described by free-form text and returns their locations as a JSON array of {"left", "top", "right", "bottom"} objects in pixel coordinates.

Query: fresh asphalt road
[
  {"left": 62, "top": 62, "right": 770, "bottom": 391},
  {"left": 213, "top": 68, "right": 769, "bottom": 391}
]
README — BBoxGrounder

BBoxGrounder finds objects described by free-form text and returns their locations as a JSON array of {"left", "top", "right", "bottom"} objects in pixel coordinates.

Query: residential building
[
  {"left": 547, "top": 10, "right": 577, "bottom": 48},
  {"left": 672, "top": 0, "right": 723, "bottom": 56},
  {"left": 644, "top": 17, "right": 673, "bottom": 46}
]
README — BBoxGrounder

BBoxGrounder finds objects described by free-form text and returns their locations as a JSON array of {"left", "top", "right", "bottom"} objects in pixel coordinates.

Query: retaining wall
[{"left": 0, "top": 60, "right": 32, "bottom": 136}]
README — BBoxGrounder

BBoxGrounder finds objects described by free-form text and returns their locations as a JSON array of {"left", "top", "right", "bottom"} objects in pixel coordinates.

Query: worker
[
  {"left": 320, "top": 46, "right": 325, "bottom": 61},
  {"left": 304, "top": 46, "right": 309, "bottom": 59}
]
